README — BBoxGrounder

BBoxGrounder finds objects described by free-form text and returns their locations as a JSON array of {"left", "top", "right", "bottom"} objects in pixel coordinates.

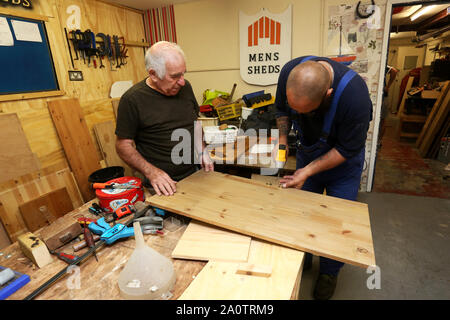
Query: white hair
[{"left": 144, "top": 41, "right": 186, "bottom": 79}]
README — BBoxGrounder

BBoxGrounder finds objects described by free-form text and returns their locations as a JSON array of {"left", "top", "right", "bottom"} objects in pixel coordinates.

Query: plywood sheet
[
  {"left": 179, "top": 239, "right": 304, "bottom": 300},
  {"left": 93, "top": 120, "right": 132, "bottom": 176},
  {"left": 149, "top": 170, "right": 375, "bottom": 268},
  {"left": 0, "top": 168, "right": 83, "bottom": 242},
  {"left": 19, "top": 187, "right": 74, "bottom": 232},
  {"left": 171, "top": 220, "right": 251, "bottom": 262},
  {"left": 48, "top": 98, "right": 101, "bottom": 202},
  {"left": 0, "top": 113, "right": 40, "bottom": 183}
]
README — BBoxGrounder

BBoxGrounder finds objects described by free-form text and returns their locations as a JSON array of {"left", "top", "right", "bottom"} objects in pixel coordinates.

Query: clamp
[{"left": 88, "top": 217, "right": 134, "bottom": 245}]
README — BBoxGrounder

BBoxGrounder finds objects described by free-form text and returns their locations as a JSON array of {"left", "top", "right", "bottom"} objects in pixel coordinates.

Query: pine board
[
  {"left": 48, "top": 98, "right": 101, "bottom": 202},
  {"left": 149, "top": 170, "right": 375, "bottom": 268},
  {"left": 19, "top": 187, "right": 74, "bottom": 232},
  {"left": 179, "top": 239, "right": 304, "bottom": 300},
  {"left": 0, "top": 168, "right": 83, "bottom": 242},
  {"left": 93, "top": 120, "right": 132, "bottom": 176},
  {"left": 0, "top": 113, "right": 40, "bottom": 183},
  {"left": 171, "top": 220, "right": 251, "bottom": 262}
]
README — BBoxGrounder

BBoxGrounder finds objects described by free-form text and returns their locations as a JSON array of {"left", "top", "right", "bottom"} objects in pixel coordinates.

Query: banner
[{"left": 239, "top": 5, "right": 292, "bottom": 86}]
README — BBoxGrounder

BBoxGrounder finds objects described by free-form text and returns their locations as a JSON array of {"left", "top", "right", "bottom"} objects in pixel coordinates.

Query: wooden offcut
[
  {"left": 179, "top": 239, "right": 304, "bottom": 300},
  {"left": 236, "top": 263, "right": 272, "bottom": 277},
  {"left": 42, "top": 221, "right": 83, "bottom": 252},
  {"left": 0, "top": 113, "right": 40, "bottom": 183},
  {"left": 17, "top": 232, "right": 53, "bottom": 268},
  {"left": 171, "top": 221, "right": 251, "bottom": 262},
  {"left": 48, "top": 98, "right": 101, "bottom": 202},
  {"left": 149, "top": 170, "right": 376, "bottom": 268},
  {"left": 19, "top": 187, "right": 74, "bottom": 232}
]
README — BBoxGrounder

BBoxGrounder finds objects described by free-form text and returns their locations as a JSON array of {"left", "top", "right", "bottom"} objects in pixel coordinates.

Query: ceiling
[
  {"left": 390, "top": 3, "right": 450, "bottom": 37},
  {"left": 104, "top": 0, "right": 192, "bottom": 10}
]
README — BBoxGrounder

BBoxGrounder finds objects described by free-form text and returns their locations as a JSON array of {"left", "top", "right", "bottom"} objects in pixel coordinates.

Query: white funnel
[{"left": 118, "top": 222, "right": 176, "bottom": 300}]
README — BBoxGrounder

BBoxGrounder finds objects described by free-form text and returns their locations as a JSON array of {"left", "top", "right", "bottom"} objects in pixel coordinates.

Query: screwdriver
[{"left": 83, "top": 225, "right": 98, "bottom": 262}]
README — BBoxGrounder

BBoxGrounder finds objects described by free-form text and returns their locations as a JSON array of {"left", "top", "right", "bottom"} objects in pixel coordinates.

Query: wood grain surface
[
  {"left": 179, "top": 239, "right": 304, "bottom": 300},
  {"left": 48, "top": 98, "right": 101, "bottom": 202},
  {"left": 149, "top": 170, "right": 376, "bottom": 268},
  {"left": 171, "top": 220, "right": 251, "bottom": 262}
]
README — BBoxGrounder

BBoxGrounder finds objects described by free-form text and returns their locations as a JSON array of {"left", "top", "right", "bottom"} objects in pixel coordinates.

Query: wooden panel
[
  {"left": 418, "top": 89, "right": 450, "bottom": 157},
  {"left": 48, "top": 98, "right": 101, "bottom": 202},
  {"left": 149, "top": 170, "right": 375, "bottom": 268},
  {"left": 0, "top": 113, "right": 40, "bottom": 183},
  {"left": 93, "top": 121, "right": 132, "bottom": 177},
  {"left": 19, "top": 188, "right": 74, "bottom": 232},
  {"left": 171, "top": 221, "right": 251, "bottom": 262},
  {"left": 112, "top": 99, "right": 120, "bottom": 119},
  {"left": 179, "top": 239, "right": 304, "bottom": 300},
  {"left": 0, "top": 168, "right": 83, "bottom": 242},
  {"left": 416, "top": 81, "right": 450, "bottom": 148},
  {"left": 397, "top": 77, "right": 414, "bottom": 117}
]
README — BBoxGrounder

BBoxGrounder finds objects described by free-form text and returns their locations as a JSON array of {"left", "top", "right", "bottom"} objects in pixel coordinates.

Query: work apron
[{"left": 290, "top": 56, "right": 364, "bottom": 275}]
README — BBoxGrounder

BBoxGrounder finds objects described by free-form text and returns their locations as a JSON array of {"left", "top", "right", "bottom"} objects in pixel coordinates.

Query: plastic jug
[{"left": 118, "top": 222, "right": 176, "bottom": 299}]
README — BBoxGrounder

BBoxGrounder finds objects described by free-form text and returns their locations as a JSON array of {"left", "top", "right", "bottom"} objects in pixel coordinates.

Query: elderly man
[
  {"left": 275, "top": 56, "right": 372, "bottom": 300},
  {"left": 115, "top": 41, "right": 213, "bottom": 196}
]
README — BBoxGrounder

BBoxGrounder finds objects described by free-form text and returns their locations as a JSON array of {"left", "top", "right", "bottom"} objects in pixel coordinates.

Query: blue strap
[
  {"left": 320, "top": 69, "right": 357, "bottom": 141},
  {"left": 301, "top": 56, "right": 316, "bottom": 63}
]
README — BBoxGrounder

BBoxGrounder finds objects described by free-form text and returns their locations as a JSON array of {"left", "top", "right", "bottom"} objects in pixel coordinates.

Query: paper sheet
[
  {"left": 11, "top": 19, "right": 42, "bottom": 42},
  {"left": 0, "top": 17, "right": 14, "bottom": 46}
]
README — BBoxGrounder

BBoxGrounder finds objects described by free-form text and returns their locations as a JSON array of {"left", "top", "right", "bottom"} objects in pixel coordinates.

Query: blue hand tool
[{"left": 88, "top": 217, "right": 134, "bottom": 245}]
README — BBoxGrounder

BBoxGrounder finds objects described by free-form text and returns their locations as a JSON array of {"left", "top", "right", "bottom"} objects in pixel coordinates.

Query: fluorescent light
[{"left": 410, "top": 5, "right": 436, "bottom": 21}]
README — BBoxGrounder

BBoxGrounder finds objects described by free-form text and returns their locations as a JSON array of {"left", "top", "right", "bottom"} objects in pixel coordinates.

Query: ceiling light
[{"left": 410, "top": 5, "right": 436, "bottom": 21}]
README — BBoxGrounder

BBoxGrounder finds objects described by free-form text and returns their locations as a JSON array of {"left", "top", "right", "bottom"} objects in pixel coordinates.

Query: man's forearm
[
  {"left": 303, "top": 148, "right": 346, "bottom": 177},
  {"left": 116, "top": 139, "right": 156, "bottom": 176},
  {"left": 276, "top": 116, "right": 291, "bottom": 145}
]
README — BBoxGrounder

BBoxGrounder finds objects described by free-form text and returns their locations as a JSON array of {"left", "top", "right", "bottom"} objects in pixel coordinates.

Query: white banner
[{"left": 239, "top": 5, "right": 292, "bottom": 86}]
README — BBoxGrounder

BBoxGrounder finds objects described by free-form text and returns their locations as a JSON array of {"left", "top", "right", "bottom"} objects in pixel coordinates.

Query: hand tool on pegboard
[
  {"left": 64, "top": 28, "right": 75, "bottom": 69},
  {"left": 23, "top": 201, "right": 152, "bottom": 300}
]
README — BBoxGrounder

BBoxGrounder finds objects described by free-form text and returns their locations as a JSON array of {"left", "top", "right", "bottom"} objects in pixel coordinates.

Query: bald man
[
  {"left": 275, "top": 56, "right": 372, "bottom": 300},
  {"left": 115, "top": 41, "right": 213, "bottom": 196}
]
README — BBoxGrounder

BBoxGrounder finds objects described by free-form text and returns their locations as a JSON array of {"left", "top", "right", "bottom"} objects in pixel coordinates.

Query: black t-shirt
[
  {"left": 275, "top": 56, "right": 373, "bottom": 159},
  {"left": 115, "top": 79, "right": 199, "bottom": 180}
]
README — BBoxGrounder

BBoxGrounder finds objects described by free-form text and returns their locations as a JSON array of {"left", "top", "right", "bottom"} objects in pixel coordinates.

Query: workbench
[{"left": 1, "top": 194, "right": 302, "bottom": 300}]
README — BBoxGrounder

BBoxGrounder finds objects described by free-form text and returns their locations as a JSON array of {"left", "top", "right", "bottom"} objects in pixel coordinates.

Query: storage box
[
  {"left": 198, "top": 117, "right": 219, "bottom": 127},
  {"left": 203, "top": 125, "right": 238, "bottom": 144},
  {"left": 215, "top": 103, "right": 242, "bottom": 120}
]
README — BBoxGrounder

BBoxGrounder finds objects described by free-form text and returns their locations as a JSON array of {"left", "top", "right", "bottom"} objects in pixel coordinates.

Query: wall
[
  {"left": 0, "top": 0, "right": 147, "bottom": 245},
  {"left": 175, "top": 0, "right": 323, "bottom": 102},
  {"left": 175, "top": 0, "right": 389, "bottom": 191}
]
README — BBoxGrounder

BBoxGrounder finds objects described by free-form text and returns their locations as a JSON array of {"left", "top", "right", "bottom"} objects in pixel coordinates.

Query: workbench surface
[{"left": 1, "top": 199, "right": 205, "bottom": 300}]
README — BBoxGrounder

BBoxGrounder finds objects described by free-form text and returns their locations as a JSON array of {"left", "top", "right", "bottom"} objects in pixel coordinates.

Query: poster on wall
[{"left": 239, "top": 5, "right": 292, "bottom": 86}]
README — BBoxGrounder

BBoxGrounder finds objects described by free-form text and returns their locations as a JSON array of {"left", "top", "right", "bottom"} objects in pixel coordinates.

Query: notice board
[{"left": 0, "top": 14, "right": 59, "bottom": 95}]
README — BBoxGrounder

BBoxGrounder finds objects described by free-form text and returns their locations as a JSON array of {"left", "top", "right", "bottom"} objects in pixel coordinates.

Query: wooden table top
[{"left": 1, "top": 199, "right": 205, "bottom": 300}]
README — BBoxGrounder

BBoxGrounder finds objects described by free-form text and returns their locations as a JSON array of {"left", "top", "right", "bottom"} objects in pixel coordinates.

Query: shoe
[{"left": 313, "top": 274, "right": 338, "bottom": 300}]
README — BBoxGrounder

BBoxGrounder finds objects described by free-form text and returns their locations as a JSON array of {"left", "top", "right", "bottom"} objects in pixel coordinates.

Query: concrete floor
[{"left": 298, "top": 190, "right": 450, "bottom": 300}]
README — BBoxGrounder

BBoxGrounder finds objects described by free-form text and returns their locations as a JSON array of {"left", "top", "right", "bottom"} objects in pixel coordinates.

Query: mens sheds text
[{"left": 247, "top": 52, "right": 280, "bottom": 74}]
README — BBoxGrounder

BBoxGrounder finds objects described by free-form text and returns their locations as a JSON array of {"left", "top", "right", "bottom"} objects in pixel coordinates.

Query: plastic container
[
  {"left": 241, "top": 106, "right": 254, "bottom": 120},
  {"left": 88, "top": 166, "right": 124, "bottom": 183},
  {"left": 203, "top": 125, "right": 238, "bottom": 144},
  {"left": 118, "top": 222, "right": 176, "bottom": 300},
  {"left": 95, "top": 176, "right": 145, "bottom": 213},
  {"left": 215, "top": 103, "right": 242, "bottom": 120}
]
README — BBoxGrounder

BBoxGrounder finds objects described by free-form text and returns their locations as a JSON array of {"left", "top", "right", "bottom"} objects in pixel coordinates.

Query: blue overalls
[{"left": 291, "top": 56, "right": 365, "bottom": 276}]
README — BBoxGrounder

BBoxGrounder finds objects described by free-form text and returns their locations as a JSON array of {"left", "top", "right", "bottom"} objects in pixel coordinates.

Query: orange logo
[{"left": 248, "top": 16, "right": 280, "bottom": 47}]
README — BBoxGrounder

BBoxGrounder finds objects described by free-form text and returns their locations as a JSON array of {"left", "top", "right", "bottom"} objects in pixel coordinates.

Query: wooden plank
[
  {"left": 397, "top": 77, "right": 414, "bottom": 117},
  {"left": 149, "top": 170, "right": 375, "bottom": 268},
  {"left": 171, "top": 220, "right": 251, "bottom": 262},
  {"left": 0, "top": 113, "right": 40, "bottom": 183},
  {"left": 418, "top": 89, "right": 450, "bottom": 157},
  {"left": 0, "top": 168, "right": 83, "bottom": 242},
  {"left": 48, "top": 98, "right": 101, "bottom": 202},
  {"left": 93, "top": 121, "right": 133, "bottom": 177},
  {"left": 19, "top": 188, "right": 74, "bottom": 232},
  {"left": 111, "top": 99, "right": 120, "bottom": 119},
  {"left": 416, "top": 81, "right": 450, "bottom": 147},
  {"left": 236, "top": 263, "right": 272, "bottom": 277},
  {"left": 0, "top": 90, "right": 65, "bottom": 103},
  {"left": 179, "top": 239, "right": 304, "bottom": 300}
]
